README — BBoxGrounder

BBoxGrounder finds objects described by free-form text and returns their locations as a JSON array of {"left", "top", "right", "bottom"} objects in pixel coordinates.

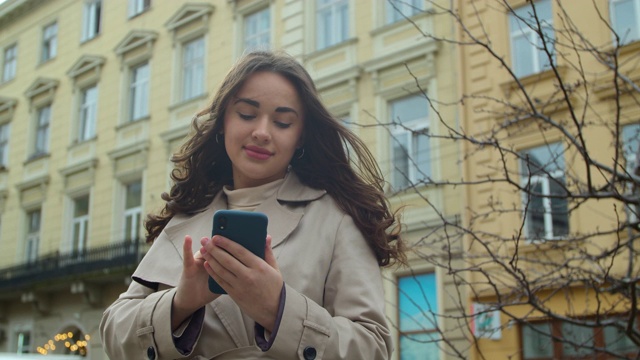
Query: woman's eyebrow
[{"left": 234, "top": 97, "right": 299, "bottom": 117}]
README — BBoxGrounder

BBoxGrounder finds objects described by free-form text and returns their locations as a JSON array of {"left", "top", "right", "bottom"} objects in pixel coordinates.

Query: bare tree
[{"left": 378, "top": 0, "right": 640, "bottom": 359}]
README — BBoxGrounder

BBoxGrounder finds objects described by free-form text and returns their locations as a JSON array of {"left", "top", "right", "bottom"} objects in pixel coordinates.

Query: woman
[{"left": 100, "top": 51, "right": 405, "bottom": 359}]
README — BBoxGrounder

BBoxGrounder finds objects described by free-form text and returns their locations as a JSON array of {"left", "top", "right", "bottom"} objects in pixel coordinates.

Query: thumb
[{"left": 264, "top": 235, "right": 279, "bottom": 271}]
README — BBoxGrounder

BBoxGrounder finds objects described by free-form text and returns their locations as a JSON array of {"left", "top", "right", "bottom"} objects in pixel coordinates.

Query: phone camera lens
[{"left": 219, "top": 216, "right": 228, "bottom": 230}]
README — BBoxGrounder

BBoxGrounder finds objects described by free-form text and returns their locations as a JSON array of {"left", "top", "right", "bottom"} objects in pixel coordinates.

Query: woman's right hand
[{"left": 171, "top": 235, "right": 219, "bottom": 330}]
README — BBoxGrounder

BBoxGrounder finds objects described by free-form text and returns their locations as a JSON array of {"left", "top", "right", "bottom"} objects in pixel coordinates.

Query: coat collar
[{"left": 132, "top": 172, "right": 325, "bottom": 288}]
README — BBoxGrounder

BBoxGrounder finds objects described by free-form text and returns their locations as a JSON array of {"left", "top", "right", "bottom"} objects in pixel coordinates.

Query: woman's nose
[{"left": 252, "top": 118, "right": 271, "bottom": 143}]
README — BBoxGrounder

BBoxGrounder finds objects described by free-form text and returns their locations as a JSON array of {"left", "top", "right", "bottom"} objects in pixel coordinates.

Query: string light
[{"left": 36, "top": 332, "right": 91, "bottom": 356}]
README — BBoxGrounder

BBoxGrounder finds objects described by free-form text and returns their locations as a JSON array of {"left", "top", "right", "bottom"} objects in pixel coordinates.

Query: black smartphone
[{"left": 208, "top": 210, "right": 268, "bottom": 294}]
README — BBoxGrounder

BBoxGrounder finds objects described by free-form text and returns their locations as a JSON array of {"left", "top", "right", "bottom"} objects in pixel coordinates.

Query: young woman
[{"left": 100, "top": 51, "right": 405, "bottom": 359}]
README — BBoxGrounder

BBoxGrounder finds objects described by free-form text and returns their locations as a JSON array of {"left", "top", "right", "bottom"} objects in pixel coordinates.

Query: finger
[
  {"left": 264, "top": 235, "right": 279, "bottom": 271},
  {"left": 204, "top": 254, "right": 236, "bottom": 291},
  {"left": 211, "top": 235, "right": 257, "bottom": 267},
  {"left": 183, "top": 235, "right": 193, "bottom": 268}
]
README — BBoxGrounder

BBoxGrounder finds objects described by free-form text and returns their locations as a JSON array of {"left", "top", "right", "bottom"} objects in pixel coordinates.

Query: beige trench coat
[{"left": 100, "top": 172, "right": 392, "bottom": 359}]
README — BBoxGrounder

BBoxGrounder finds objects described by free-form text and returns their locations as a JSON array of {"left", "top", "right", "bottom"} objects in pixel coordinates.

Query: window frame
[
  {"left": 123, "top": 180, "right": 142, "bottom": 242},
  {"left": 316, "top": 0, "right": 349, "bottom": 50},
  {"left": 0, "top": 122, "right": 10, "bottom": 167},
  {"left": 519, "top": 142, "right": 569, "bottom": 241},
  {"left": 610, "top": 0, "right": 640, "bottom": 45},
  {"left": 181, "top": 36, "right": 205, "bottom": 102},
  {"left": 33, "top": 105, "right": 51, "bottom": 157},
  {"left": 388, "top": 94, "right": 431, "bottom": 191},
  {"left": 71, "top": 194, "right": 90, "bottom": 257},
  {"left": 2, "top": 43, "right": 17, "bottom": 82},
  {"left": 396, "top": 272, "right": 440, "bottom": 359},
  {"left": 243, "top": 6, "right": 271, "bottom": 52},
  {"left": 25, "top": 209, "right": 41, "bottom": 263},
  {"left": 41, "top": 22, "right": 58, "bottom": 63},
  {"left": 508, "top": 0, "right": 555, "bottom": 78},
  {"left": 385, "top": 0, "right": 424, "bottom": 24},
  {"left": 81, "top": 0, "right": 102, "bottom": 42},
  {"left": 78, "top": 85, "right": 98, "bottom": 142},
  {"left": 16, "top": 330, "right": 31, "bottom": 354},
  {"left": 622, "top": 123, "right": 639, "bottom": 223},
  {"left": 128, "top": 0, "right": 151, "bottom": 18},
  {"left": 129, "top": 61, "right": 150, "bottom": 122},
  {"left": 521, "top": 315, "right": 640, "bottom": 359}
]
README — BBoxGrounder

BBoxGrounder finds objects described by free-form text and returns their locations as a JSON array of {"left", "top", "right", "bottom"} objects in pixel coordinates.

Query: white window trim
[
  {"left": 2, "top": 43, "right": 17, "bottom": 82},
  {"left": 389, "top": 95, "right": 431, "bottom": 190},
  {"left": 24, "top": 209, "right": 41, "bottom": 263},
  {"left": 181, "top": 36, "right": 205, "bottom": 102},
  {"left": 0, "top": 122, "right": 10, "bottom": 167},
  {"left": 243, "top": 6, "right": 271, "bottom": 52},
  {"left": 610, "top": 0, "right": 640, "bottom": 44},
  {"left": 622, "top": 123, "right": 639, "bottom": 223},
  {"left": 128, "top": 0, "right": 150, "bottom": 18},
  {"left": 385, "top": 0, "right": 424, "bottom": 25},
  {"left": 129, "top": 62, "right": 150, "bottom": 122},
  {"left": 520, "top": 144, "right": 567, "bottom": 241},
  {"left": 78, "top": 85, "right": 98, "bottom": 142},
  {"left": 123, "top": 180, "right": 142, "bottom": 242},
  {"left": 509, "top": 0, "right": 554, "bottom": 78},
  {"left": 316, "top": 0, "right": 350, "bottom": 50},
  {"left": 33, "top": 105, "right": 51, "bottom": 157},
  {"left": 69, "top": 194, "right": 90, "bottom": 256},
  {"left": 81, "top": 0, "right": 102, "bottom": 42},
  {"left": 41, "top": 22, "right": 58, "bottom": 63}
]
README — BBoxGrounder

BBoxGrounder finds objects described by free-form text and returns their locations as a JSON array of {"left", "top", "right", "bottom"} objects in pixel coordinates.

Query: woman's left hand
[{"left": 200, "top": 235, "right": 283, "bottom": 331}]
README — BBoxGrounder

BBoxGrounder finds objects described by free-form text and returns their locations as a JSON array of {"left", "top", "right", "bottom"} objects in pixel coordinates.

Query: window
[
  {"left": 82, "top": 0, "right": 102, "bottom": 42},
  {"left": 386, "top": 0, "right": 424, "bottom": 24},
  {"left": 41, "top": 22, "right": 57, "bottom": 62},
  {"left": 33, "top": 105, "right": 51, "bottom": 157},
  {"left": 181, "top": 37, "right": 204, "bottom": 101},
  {"left": 123, "top": 180, "right": 142, "bottom": 242},
  {"left": 522, "top": 317, "right": 640, "bottom": 359},
  {"left": 398, "top": 272, "right": 439, "bottom": 359},
  {"left": 520, "top": 142, "right": 569, "bottom": 240},
  {"left": 128, "top": 0, "right": 150, "bottom": 18},
  {"left": 71, "top": 195, "right": 89, "bottom": 256},
  {"left": 316, "top": 0, "right": 349, "bottom": 50},
  {"left": 16, "top": 331, "right": 31, "bottom": 353},
  {"left": 25, "top": 209, "right": 41, "bottom": 263},
  {"left": 244, "top": 7, "right": 270, "bottom": 51},
  {"left": 0, "top": 123, "right": 9, "bottom": 167},
  {"left": 2, "top": 43, "right": 17, "bottom": 82},
  {"left": 78, "top": 85, "right": 97, "bottom": 142},
  {"left": 509, "top": 0, "right": 555, "bottom": 78},
  {"left": 622, "top": 123, "right": 639, "bottom": 222},
  {"left": 389, "top": 94, "right": 430, "bottom": 190},
  {"left": 611, "top": 0, "right": 640, "bottom": 44},
  {"left": 129, "top": 62, "right": 149, "bottom": 121}
]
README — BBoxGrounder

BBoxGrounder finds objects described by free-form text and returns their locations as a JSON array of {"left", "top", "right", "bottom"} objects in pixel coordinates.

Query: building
[
  {"left": 458, "top": 0, "right": 640, "bottom": 359},
  {"left": 0, "top": 0, "right": 463, "bottom": 358}
]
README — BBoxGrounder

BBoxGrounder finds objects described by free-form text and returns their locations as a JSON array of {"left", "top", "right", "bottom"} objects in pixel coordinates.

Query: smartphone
[{"left": 208, "top": 210, "right": 268, "bottom": 294}]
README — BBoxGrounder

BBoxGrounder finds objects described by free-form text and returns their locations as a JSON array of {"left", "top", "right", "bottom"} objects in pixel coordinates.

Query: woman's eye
[
  {"left": 238, "top": 112, "right": 255, "bottom": 120},
  {"left": 275, "top": 121, "right": 292, "bottom": 129}
]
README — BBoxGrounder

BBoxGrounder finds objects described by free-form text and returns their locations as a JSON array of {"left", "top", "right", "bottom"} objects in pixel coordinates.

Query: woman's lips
[{"left": 244, "top": 145, "right": 272, "bottom": 160}]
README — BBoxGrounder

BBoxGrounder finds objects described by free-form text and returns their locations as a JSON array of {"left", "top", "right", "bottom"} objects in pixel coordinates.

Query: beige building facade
[
  {"left": 458, "top": 0, "right": 640, "bottom": 359},
  {"left": 0, "top": 0, "right": 463, "bottom": 359}
]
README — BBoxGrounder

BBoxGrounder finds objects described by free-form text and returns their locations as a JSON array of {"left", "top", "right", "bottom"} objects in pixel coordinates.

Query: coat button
[
  {"left": 146, "top": 346, "right": 156, "bottom": 360},
  {"left": 303, "top": 346, "right": 317, "bottom": 360}
]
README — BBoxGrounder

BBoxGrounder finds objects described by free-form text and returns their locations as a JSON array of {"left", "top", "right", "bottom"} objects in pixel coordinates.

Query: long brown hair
[{"left": 145, "top": 51, "right": 405, "bottom": 266}]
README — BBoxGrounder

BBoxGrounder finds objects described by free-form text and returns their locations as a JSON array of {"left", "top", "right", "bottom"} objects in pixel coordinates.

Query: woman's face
[{"left": 223, "top": 71, "right": 304, "bottom": 189}]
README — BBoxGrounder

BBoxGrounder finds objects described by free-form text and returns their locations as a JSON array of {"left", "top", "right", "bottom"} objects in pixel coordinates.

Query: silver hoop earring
[
  {"left": 296, "top": 148, "right": 305, "bottom": 160},
  {"left": 216, "top": 133, "right": 223, "bottom": 144}
]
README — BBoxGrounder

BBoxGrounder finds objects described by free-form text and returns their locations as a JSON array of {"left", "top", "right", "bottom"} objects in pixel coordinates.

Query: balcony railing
[{"left": 0, "top": 239, "right": 147, "bottom": 291}]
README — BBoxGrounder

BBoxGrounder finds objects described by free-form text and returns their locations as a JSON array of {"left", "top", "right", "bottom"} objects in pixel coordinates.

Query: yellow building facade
[
  {"left": 458, "top": 0, "right": 640, "bottom": 359},
  {"left": 0, "top": 0, "right": 463, "bottom": 358}
]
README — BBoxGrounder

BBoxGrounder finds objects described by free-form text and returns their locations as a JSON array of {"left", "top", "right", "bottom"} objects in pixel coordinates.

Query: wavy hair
[{"left": 145, "top": 51, "right": 405, "bottom": 267}]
